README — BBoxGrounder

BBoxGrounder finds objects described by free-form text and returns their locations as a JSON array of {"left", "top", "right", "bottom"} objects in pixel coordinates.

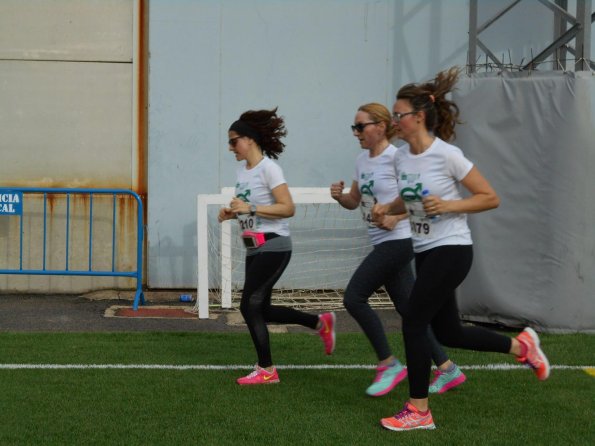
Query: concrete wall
[
  {"left": 146, "top": 0, "right": 559, "bottom": 288},
  {"left": 0, "top": 0, "right": 136, "bottom": 189},
  {"left": 1, "top": 0, "right": 592, "bottom": 297},
  {"left": 0, "top": 0, "right": 139, "bottom": 293}
]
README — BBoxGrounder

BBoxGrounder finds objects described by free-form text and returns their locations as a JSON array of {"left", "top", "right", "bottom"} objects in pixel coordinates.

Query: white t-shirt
[
  {"left": 234, "top": 157, "right": 290, "bottom": 236},
  {"left": 395, "top": 138, "right": 474, "bottom": 252},
  {"left": 354, "top": 144, "right": 411, "bottom": 245}
]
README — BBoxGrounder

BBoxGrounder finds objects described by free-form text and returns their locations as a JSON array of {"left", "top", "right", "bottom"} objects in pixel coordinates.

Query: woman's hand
[
  {"left": 330, "top": 181, "right": 345, "bottom": 202},
  {"left": 229, "top": 197, "right": 250, "bottom": 215},
  {"left": 372, "top": 203, "right": 390, "bottom": 222},
  {"left": 331, "top": 180, "right": 360, "bottom": 210},
  {"left": 422, "top": 193, "right": 445, "bottom": 217},
  {"left": 218, "top": 207, "right": 235, "bottom": 223},
  {"left": 375, "top": 213, "right": 408, "bottom": 230}
]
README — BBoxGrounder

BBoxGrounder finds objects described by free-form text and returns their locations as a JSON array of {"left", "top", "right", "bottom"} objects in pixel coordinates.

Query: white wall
[
  {"left": 148, "top": 0, "right": 404, "bottom": 287},
  {"left": 147, "top": 0, "right": 463, "bottom": 288},
  {"left": 147, "top": 0, "right": 565, "bottom": 288}
]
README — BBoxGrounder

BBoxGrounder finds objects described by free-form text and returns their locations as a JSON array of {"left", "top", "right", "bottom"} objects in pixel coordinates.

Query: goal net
[{"left": 195, "top": 187, "right": 392, "bottom": 319}]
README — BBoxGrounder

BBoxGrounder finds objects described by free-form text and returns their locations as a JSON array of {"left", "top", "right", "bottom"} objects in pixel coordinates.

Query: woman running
[
  {"left": 374, "top": 68, "right": 550, "bottom": 431},
  {"left": 219, "top": 108, "right": 336, "bottom": 385},
  {"left": 331, "top": 103, "right": 465, "bottom": 397}
]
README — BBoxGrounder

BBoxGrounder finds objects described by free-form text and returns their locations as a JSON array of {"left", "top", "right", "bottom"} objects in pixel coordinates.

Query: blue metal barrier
[{"left": 0, "top": 187, "right": 145, "bottom": 310}]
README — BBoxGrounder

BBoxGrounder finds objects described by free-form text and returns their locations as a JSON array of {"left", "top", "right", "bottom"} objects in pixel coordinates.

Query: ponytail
[{"left": 397, "top": 66, "right": 462, "bottom": 141}]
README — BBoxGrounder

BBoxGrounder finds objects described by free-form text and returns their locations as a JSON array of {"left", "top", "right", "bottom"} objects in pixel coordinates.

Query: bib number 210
[{"left": 238, "top": 215, "right": 256, "bottom": 231}]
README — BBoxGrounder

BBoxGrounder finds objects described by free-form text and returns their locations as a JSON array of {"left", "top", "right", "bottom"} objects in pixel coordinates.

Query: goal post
[
  {"left": 196, "top": 187, "right": 375, "bottom": 319},
  {"left": 196, "top": 190, "right": 232, "bottom": 319}
]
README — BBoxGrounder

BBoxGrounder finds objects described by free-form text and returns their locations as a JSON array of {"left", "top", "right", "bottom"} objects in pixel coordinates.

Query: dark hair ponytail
[
  {"left": 231, "top": 107, "right": 287, "bottom": 159},
  {"left": 397, "top": 67, "right": 462, "bottom": 142}
]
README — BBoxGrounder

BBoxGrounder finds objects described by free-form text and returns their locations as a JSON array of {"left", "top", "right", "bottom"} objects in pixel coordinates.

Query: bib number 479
[{"left": 411, "top": 220, "right": 430, "bottom": 236}]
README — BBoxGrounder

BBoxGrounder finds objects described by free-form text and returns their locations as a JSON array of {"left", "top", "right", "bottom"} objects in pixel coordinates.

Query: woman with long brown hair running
[{"left": 374, "top": 68, "right": 550, "bottom": 431}]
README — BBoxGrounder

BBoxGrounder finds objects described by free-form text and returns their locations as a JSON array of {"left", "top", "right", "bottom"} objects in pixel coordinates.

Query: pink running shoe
[
  {"left": 318, "top": 312, "right": 336, "bottom": 355},
  {"left": 380, "top": 402, "right": 436, "bottom": 431},
  {"left": 516, "top": 327, "right": 550, "bottom": 381},
  {"left": 236, "top": 366, "right": 280, "bottom": 385}
]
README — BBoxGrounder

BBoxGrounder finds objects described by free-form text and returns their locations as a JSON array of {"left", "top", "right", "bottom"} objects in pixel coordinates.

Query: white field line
[{"left": 0, "top": 364, "right": 592, "bottom": 371}]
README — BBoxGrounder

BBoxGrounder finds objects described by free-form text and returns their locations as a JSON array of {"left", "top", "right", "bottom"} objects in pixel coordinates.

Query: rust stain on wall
[
  {"left": 72, "top": 193, "right": 90, "bottom": 210},
  {"left": 0, "top": 179, "right": 134, "bottom": 189},
  {"left": 46, "top": 193, "right": 57, "bottom": 215},
  {"left": 136, "top": 0, "right": 148, "bottom": 199},
  {"left": 136, "top": 0, "right": 149, "bottom": 280},
  {"left": 71, "top": 195, "right": 91, "bottom": 255},
  {"left": 117, "top": 194, "right": 138, "bottom": 270}
]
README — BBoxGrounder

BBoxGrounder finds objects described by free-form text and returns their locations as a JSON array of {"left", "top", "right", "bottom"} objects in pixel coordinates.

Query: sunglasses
[
  {"left": 392, "top": 111, "right": 417, "bottom": 123},
  {"left": 351, "top": 121, "right": 378, "bottom": 133},
  {"left": 228, "top": 136, "right": 244, "bottom": 147}
]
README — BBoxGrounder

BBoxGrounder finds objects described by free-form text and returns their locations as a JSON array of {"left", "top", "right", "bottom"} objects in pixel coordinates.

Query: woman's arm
[
  {"left": 422, "top": 166, "right": 500, "bottom": 216},
  {"left": 330, "top": 180, "right": 361, "bottom": 210},
  {"left": 372, "top": 196, "right": 406, "bottom": 221},
  {"left": 230, "top": 183, "right": 295, "bottom": 219},
  {"left": 375, "top": 212, "right": 409, "bottom": 230}
]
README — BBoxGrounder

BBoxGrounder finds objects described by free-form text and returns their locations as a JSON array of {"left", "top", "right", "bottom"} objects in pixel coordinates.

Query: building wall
[
  {"left": 0, "top": 0, "right": 140, "bottom": 292},
  {"left": 1, "top": 0, "right": 592, "bottom": 299},
  {"left": 0, "top": 0, "right": 136, "bottom": 189},
  {"left": 146, "top": 0, "right": 558, "bottom": 288}
]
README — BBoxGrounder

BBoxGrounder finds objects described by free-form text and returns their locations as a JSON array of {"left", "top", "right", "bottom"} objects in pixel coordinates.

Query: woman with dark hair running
[
  {"left": 330, "top": 103, "right": 465, "bottom": 397},
  {"left": 218, "top": 108, "right": 335, "bottom": 385},
  {"left": 374, "top": 68, "right": 549, "bottom": 431}
]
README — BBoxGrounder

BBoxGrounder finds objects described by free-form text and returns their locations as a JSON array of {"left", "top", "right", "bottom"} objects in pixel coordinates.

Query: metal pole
[
  {"left": 554, "top": 0, "right": 569, "bottom": 70},
  {"left": 575, "top": 0, "right": 592, "bottom": 70},
  {"left": 469, "top": 0, "right": 478, "bottom": 73}
]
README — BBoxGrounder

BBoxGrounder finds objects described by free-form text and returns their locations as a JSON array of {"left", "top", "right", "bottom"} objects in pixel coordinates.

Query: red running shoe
[
  {"left": 516, "top": 327, "right": 550, "bottom": 381},
  {"left": 236, "top": 366, "right": 280, "bottom": 385},
  {"left": 318, "top": 312, "right": 336, "bottom": 355}
]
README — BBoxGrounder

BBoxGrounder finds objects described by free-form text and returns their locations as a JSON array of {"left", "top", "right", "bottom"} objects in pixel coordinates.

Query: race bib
[
  {"left": 405, "top": 201, "right": 434, "bottom": 238},
  {"left": 237, "top": 214, "right": 257, "bottom": 232},
  {"left": 360, "top": 194, "right": 377, "bottom": 228}
]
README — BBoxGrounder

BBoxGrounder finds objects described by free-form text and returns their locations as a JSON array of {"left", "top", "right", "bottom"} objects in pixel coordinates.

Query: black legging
[
  {"left": 403, "top": 245, "right": 512, "bottom": 399},
  {"left": 343, "top": 238, "right": 449, "bottom": 366},
  {"left": 240, "top": 250, "right": 318, "bottom": 368}
]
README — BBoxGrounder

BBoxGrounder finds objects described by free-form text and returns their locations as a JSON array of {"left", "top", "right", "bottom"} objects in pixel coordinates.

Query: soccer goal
[{"left": 196, "top": 187, "right": 391, "bottom": 319}]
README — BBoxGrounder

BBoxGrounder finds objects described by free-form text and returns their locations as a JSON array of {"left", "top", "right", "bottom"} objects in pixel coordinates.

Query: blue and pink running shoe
[
  {"left": 428, "top": 365, "right": 466, "bottom": 394},
  {"left": 366, "top": 361, "right": 407, "bottom": 397}
]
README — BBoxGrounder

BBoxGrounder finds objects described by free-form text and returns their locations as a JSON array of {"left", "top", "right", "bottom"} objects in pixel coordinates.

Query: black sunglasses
[
  {"left": 351, "top": 121, "right": 378, "bottom": 133},
  {"left": 228, "top": 136, "right": 243, "bottom": 147}
]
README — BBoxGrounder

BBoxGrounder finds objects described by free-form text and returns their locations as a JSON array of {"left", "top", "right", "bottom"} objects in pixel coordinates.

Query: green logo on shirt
[
  {"left": 360, "top": 180, "right": 374, "bottom": 197},
  {"left": 236, "top": 190, "right": 251, "bottom": 202},
  {"left": 401, "top": 183, "right": 423, "bottom": 201}
]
